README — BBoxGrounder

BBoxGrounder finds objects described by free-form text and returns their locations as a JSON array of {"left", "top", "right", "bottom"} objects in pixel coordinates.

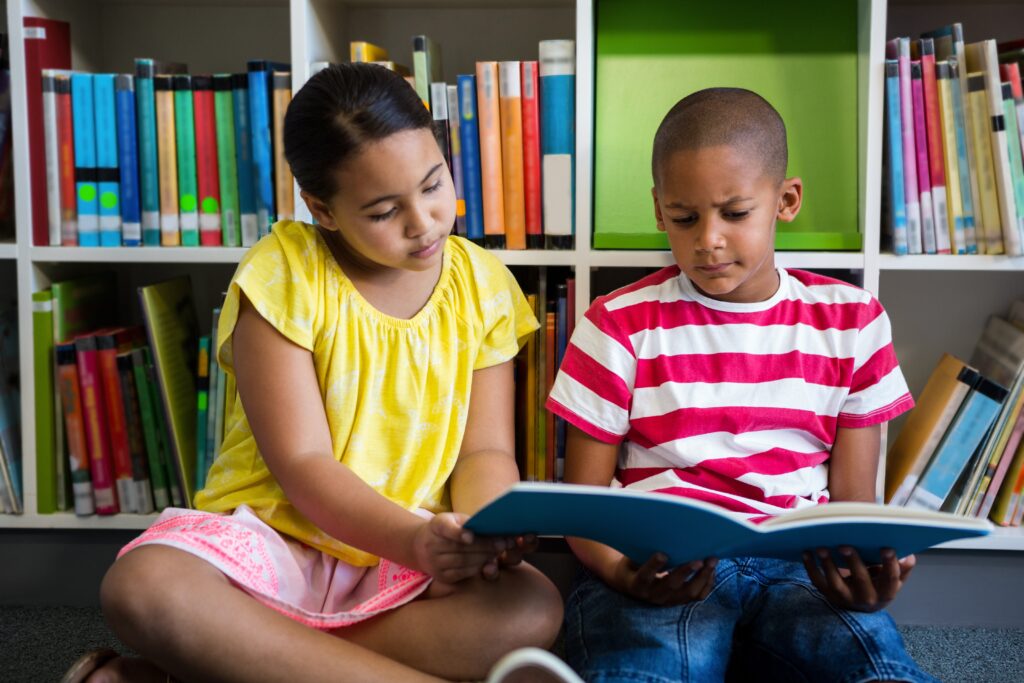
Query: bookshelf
[{"left": 0, "top": 0, "right": 1021, "bottom": 556}]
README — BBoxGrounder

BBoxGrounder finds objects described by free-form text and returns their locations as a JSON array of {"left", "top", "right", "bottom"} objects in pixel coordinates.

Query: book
[
  {"left": 55, "top": 342, "right": 93, "bottom": 515},
  {"left": 910, "top": 61, "right": 937, "bottom": 254},
  {"left": 116, "top": 349, "right": 154, "bottom": 514},
  {"left": 271, "top": 71, "right": 294, "bottom": 223},
  {"left": 966, "top": 73, "right": 1005, "bottom": 254},
  {"left": 891, "top": 38, "right": 924, "bottom": 254},
  {"left": 138, "top": 277, "right": 200, "bottom": 507},
  {"left": 412, "top": 35, "right": 442, "bottom": 110},
  {"left": 213, "top": 75, "right": 241, "bottom": 247},
  {"left": 231, "top": 73, "right": 259, "bottom": 246},
  {"left": 41, "top": 70, "right": 62, "bottom": 246},
  {"left": 247, "top": 60, "right": 288, "bottom": 237},
  {"left": 114, "top": 74, "right": 141, "bottom": 246},
  {"left": 23, "top": 17, "right": 71, "bottom": 246},
  {"left": 55, "top": 73, "right": 77, "bottom": 246},
  {"left": 444, "top": 84, "right": 467, "bottom": 236},
  {"left": 95, "top": 329, "right": 138, "bottom": 513},
  {"left": 154, "top": 75, "right": 180, "bottom": 246},
  {"left": 74, "top": 334, "right": 119, "bottom": 514},
  {"left": 457, "top": 74, "right": 484, "bottom": 242},
  {"left": 1001, "top": 82, "right": 1024, "bottom": 247},
  {"left": 919, "top": 40, "right": 951, "bottom": 254},
  {"left": 71, "top": 73, "right": 99, "bottom": 247},
  {"left": 465, "top": 482, "right": 992, "bottom": 565},
  {"left": 970, "top": 315, "right": 1024, "bottom": 391},
  {"left": 192, "top": 75, "right": 222, "bottom": 246},
  {"left": 498, "top": 61, "right": 526, "bottom": 250},
  {"left": 935, "top": 62, "right": 966, "bottom": 254},
  {"left": 130, "top": 347, "right": 172, "bottom": 510},
  {"left": 32, "top": 289, "right": 60, "bottom": 513},
  {"left": 195, "top": 336, "right": 210, "bottom": 491},
  {"left": 173, "top": 74, "right": 200, "bottom": 246},
  {"left": 429, "top": 82, "right": 451, "bottom": 168},
  {"left": 476, "top": 61, "right": 505, "bottom": 248},
  {"left": 93, "top": 74, "right": 122, "bottom": 247},
  {"left": 520, "top": 60, "right": 543, "bottom": 248},
  {"left": 883, "top": 60, "right": 909, "bottom": 255},
  {"left": 350, "top": 41, "right": 388, "bottom": 63},
  {"left": 0, "top": 302, "right": 21, "bottom": 513},
  {"left": 538, "top": 39, "right": 575, "bottom": 247}
]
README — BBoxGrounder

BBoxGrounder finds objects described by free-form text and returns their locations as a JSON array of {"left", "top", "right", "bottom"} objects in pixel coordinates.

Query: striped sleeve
[
  {"left": 838, "top": 301, "right": 914, "bottom": 428},
  {"left": 546, "top": 299, "right": 637, "bottom": 443}
]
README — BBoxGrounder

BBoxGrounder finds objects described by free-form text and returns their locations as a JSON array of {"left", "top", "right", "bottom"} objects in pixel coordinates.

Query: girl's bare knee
[{"left": 493, "top": 565, "right": 564, "bottom": 648}]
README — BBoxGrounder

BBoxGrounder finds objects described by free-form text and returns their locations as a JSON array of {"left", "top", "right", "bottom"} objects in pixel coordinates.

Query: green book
[
  {"left": 173, "top": 74, "right": 200, "bottom": 246},
  {"left": 1001, "top": 83, "right": 1024, "bottom": 234},
  {"left": 130, "top": 347, "right": 171, "bottom": 510},
  {"left": 195, "top": 335, "right": 210, "bottom": 491},
  {"left": 117, "top": 351, "right": 155, "bottom": 514},
  {"left": 51, "top": 273, "right": 117, "bottom": 344},
  {"left": 32, "top": 289, "right": 59, "bottom": 513},
  {"left": 213, "top": 75, "right": 241, "bottom": 247}
]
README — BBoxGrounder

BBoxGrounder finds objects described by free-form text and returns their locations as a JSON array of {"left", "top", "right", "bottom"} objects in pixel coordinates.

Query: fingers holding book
[
  {"left": 612, "top": 552, "right": 719, "bottom": 606},
  {"left": 803, "top": 546, "right": 917, "bottom": 612}
]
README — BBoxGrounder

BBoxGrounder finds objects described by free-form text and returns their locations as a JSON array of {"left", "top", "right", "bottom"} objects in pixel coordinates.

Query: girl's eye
[
  {"left": 424, "top": 179, "right": 443, "bottom": 194},
  {"left": 369, "top": 208, "right": 397, "bottom": 222}
]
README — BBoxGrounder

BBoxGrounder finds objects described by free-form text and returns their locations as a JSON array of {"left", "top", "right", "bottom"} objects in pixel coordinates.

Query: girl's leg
[{"left": 97, "top": 545, "right": 446, "bottom": 683}]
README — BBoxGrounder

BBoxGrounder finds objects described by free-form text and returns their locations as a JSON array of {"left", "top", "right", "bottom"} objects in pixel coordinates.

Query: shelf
[
  {"left": 491, "top": 249, "right": 579, "bottom": 267},
  {"left": 0, "top": 513, "right": 158, "bottom": 530},
  {"left": 0, "top": 244, "right": 16, "bottom": 260},
  {"left": 879, "top": 254, "right": 1024, "bottom": 271},
  {"left": 588, "top": 250, "right": 865, "bottom": 270},
  {"left": 30, "top": 247, "right": 249, "bottom": 264},
  {"left": 938, "top": 526, "right": 1024, "bottom": 553}
]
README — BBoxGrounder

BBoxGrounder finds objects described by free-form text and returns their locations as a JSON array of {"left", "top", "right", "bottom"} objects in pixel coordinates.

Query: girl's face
[{"left": 304, "top": 128, "right": 456, "bottom": 274}]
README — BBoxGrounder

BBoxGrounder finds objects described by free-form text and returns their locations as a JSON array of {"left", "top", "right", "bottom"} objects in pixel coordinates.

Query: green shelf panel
[{"left": 593, "top": 0, "right": 862, "bottom": 251}]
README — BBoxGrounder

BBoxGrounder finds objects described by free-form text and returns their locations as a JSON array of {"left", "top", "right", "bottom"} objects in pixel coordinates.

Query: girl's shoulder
[
  {"left": 237, "top": 220, "right": 327, "bottom": 276},
  {"left": 446, "top": 235, "right": 516, "bottom": 291}
]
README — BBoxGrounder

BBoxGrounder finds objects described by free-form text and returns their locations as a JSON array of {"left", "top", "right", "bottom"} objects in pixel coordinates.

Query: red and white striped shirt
[{"left": 547, "top": 267, "right": 914, "bottom": 522}]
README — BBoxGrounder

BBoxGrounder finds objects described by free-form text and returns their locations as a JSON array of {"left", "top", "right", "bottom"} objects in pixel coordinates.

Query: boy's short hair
[{"left": 651, "top": 87, "right": 788, "bottom": 186}]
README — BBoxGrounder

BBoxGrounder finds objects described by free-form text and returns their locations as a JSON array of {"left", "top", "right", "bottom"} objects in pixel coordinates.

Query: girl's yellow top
[{"left": 195, "top": 221, "right": 539, "bottom": 566}]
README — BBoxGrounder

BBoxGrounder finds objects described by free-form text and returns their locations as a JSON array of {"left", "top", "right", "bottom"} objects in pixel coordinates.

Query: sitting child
[{"left": 548, "top": 88, "right": 935, "bottom": 682}]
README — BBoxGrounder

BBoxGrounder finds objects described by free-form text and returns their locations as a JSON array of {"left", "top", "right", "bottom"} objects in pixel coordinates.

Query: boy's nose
[{"left": 694, "top": 220, "right": 726, "bottom": 251}]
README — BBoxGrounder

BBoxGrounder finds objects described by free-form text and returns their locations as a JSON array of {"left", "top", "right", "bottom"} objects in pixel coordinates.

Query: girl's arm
[{"left": 232, "top": 294, "right": 500, "bottom": 579}]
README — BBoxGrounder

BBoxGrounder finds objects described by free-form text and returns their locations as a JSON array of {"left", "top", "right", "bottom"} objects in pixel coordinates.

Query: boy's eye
[
  {"left": 724, "top": 210, "right": 750, "bottom": 220},
  {"left": 671, "top": 215, "right": 697, "bottom": 226},
  {"left": 369, "top": 207, "right": 398, "bottom": 222},
  {"left": 424, "top": 179, "right": 443, "bottom": 194}
]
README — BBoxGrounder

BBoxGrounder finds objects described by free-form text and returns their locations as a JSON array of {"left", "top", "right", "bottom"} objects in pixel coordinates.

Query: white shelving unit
[{"left": 0, "top": 0, "right": 1022, "bottom": 556}]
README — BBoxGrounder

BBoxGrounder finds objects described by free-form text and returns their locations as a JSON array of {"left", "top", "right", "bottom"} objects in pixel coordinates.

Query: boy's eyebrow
[
  {"left": 664, "top": 196, "right": 754, "bottom": 209},
  {"left": 359, "top": 163, "right": 444, "bottom": 210}
]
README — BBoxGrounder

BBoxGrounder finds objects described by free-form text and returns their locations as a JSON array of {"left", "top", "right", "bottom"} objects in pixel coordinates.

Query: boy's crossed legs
[
  {"left": 565, "top": 557, "right": 937, "bottom": 683},
  {"left": 91, "top": 544, "right": 563, "bottom": 682}
]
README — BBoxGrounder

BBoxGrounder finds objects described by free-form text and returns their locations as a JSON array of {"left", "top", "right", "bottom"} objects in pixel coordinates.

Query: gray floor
[{"left": 3, "top": 606, "right": 1023, "bottom": 682}]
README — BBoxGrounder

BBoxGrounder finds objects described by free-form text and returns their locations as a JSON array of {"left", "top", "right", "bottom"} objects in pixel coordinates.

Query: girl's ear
[
  {"left": 777, "top": 177, "right": 803, "bottom": 223},
  {"left": 301, "top": 191, "right": 339, "bottom": 230}
]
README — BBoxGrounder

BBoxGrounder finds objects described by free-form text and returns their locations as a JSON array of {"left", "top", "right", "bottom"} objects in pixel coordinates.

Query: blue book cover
[
  {"left": 232, "top": 73, "right": 258, "bottom": 247},
  {"left": 539, "top": 40, "right": 575, "bottom": 238},
  {"left": 247, "top": 60, "right": 287, "bottom": 238},
  {"left": 457, "top": 74, "right": 484, "bottom": 241},
  {"left": 93, "top": 74, "right": 122, "bottom": 247},
  {"left": 467, "top": 482, "right": 992, "bottom": 565},
  {"left": 885, "top": 60, "right": 909, "bottom": 256},
  {"left": 71, "top": 74, "right": 99, "bottom": 247},
  {"left": 134, "top": 60, "right": 161, "bottom": 246},
  {"left": 115, "top": 74, "right": 141, "bottom": 246},
  {"left": 907, "top": 377, "right": 1009, "bottom": 511}
]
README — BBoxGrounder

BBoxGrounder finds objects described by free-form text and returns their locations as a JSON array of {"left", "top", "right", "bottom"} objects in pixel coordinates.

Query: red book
[
  {"left": 56, "top": 74, "right": 77, "bottom": 245},
  {"left": 919, "top": 39, "right": 950, "bottom": 254},
  {"left": 520, "top": 61, "right": 543, "bottom": 246},
  {"left": 56, "top": 342, "right": 94, "bottom": 516},
  {"left": 545, "top": 311, "right": 556, "bottom": 482},
  {"left": 192, "top": 76, "right": 222, "bottom": 246},
  {"left": 23, "top": 18, "right": 71, "bottom": 246},
  {"left": 96, "top": 329, "right": 139, "bottom": 513},
  {"left": 1001, "top": 62, "right": 1023, "bottom": 101},
  {"left": 75, "top": 333, "right": 119, "bottom": 514}
]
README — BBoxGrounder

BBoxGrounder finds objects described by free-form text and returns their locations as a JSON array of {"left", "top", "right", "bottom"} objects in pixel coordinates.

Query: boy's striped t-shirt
[{"left": 547, "top": 266, "right": 914, "bottom": 522}]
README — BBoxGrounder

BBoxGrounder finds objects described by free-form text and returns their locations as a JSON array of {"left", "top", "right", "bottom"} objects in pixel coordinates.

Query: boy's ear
[
  {"left": 301, "top": 191, "right": 339, "bottom": 230},
  {"left": 777, "top": 176, "right": 803, "bottom": 223},
  {"left": 652, "top": 187, "right": 666, "bottom": 232}
]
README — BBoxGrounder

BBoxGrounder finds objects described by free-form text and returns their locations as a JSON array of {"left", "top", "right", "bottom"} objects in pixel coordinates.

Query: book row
[
  {"left": 882, "top": 23, "right": 1024, "bottom": 257},
  {"left": 886, "top": 300, "right": 1024, "bottom": 526}
]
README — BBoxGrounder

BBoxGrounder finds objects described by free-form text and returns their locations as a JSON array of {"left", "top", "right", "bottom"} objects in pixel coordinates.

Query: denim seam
[{"left": 677, "top": 562, "right": 742, "bottom": 682}]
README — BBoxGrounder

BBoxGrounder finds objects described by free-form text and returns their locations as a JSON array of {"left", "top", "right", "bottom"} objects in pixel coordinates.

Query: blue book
[
  {"left": 115, "top": 75, "right": 141, "bottom": 246},
  {"left": 538, "top": 40, "right": 575, "bottom": 243},
  {"left": 555, "top": 284, "right": 568, "bottom": 481},
  {"left": 134, "top": 60, "right": 161, "bottom": 246},
  {"left": 93, "top": 74, "right": 122, "bottom": 247},
  {"left": 907, "top": 376, "right": 1009, "bottom": 511},
  {"left": 457, "top": 74, "right": 484, "bottom": 241},
  {"left": 884, "top": 60, "right": 908, "bottom": 256},
  {"left": 247, "top": 60, "right": 288, "bottom": 238},
  {"left": 467, "top": 482, "right": 992, "bottom": 565},
  {"left": 232, "top": 73, "right": 258, "bottom": 247},
  {"left": 71, "top": 74, "right": 99, "bottom": 247}
]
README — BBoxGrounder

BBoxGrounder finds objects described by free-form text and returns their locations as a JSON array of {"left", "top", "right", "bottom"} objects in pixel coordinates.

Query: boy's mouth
[{"left": 696, "top": 262, "right": 733, "bottom": 273}]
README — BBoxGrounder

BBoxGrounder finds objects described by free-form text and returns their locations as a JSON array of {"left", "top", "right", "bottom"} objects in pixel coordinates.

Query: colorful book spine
[
  {"left": 884, "top": 61, "right": 909, "bottom": 256},
  {"left": 521, "top": 61, "right": 543, "bottom": 248},
  {"left": 948, "top": 60, "right": 978, "bottom": 253},
  {"left": 248, "top": 61, "right": 286, "bottom": 237},
  {"left": 911, "top": 61, "right": 938, "bottom": 254},
  {"left": 476, "top": 61, "right": 506, "bottom": 248},
  {"left": 192, "top": 75, "right": 222, "bottom": 246},
  {"left": 134, "top": 60, "right": 161, "bottom": 246},
  {"left": 32, "top": 290, "right": 57, "bottom": 513},
  {"left": 173, "top": 74, "right": 200, "bottom": 246},
  {"left": 195, "top": 336, "right": 210, "bottom": 491},
  {"left": 213, "top": 75, "right": 241, "bottom": 247},
  {"left": 498, "top": 61, "right": 527, "bottom": 250},
  {"left": 41, "top": 70, "right": 62, "bottom": 246},
  {"left": 55, "top": 342, "right": 94, "bottom": 516},
  {"left": 232, "top": 74, "right": 259, "bottom": 246},
  {"left": 935, "top": 62, "right": 966, "bottom": 254},
  {"left": 539, "top": 39, "right": 575, "bottom": 246},
  {"left": 1001, "top": 82, "right": 1024, "bottom": 247},
  {"left": 115, "top": 74, "right": 141, "bottom": 246},
  {"left": 431, "top": 82, "right": 451, "bottom": 168},
  {"left": 445, "top": 84, "right": 467, "bottom": 236},
  {"left": 154, "top": 75, "right": 180, "bottom": 246},
  {"left": 412, "top": 35, "right": 442, "bottom": 110},
  {"left": 130, "top": 347, "right": 171, "bottom": 510},
  {"left": 272, "top": 71, "right": 294, "bottom": 223},
  {"left": 74, "top": 335, "right": 119, "bottom": 514},
  {"left": 96, "top": 331, "right": 138, "bottom": 513},
  {"left": 920, "top": 40, "right": 951, "bottom": 254},
  {"left": 71, "top": 73, "right": 100, "bottom": 247},
  {"left": 967, "top": 73, "right": 1005, "bottom": 254},
  {"left": 55, "top": 74, "right": 78, "bottom": 246},
  {"left": 117, "top": 351, "right": 154, "bottom": 514},
  {"left": 350, "top": 41, "right": 388, "bottom": 63},
  {"left": 457, "top": 74, "right": 485, "bottom": 241},
  {"left": 947, "top": 24, "right": 984, "bottom": 253},
  {"left": 894, "top": 39, "right": 923, "bottom": 254},
  {"left": 93, "top": 74, "right": 122, "bottom": 247}
]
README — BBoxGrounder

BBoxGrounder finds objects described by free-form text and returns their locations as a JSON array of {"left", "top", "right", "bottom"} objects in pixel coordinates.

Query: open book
[{"left": 466, "top": 483, "right": 992, "bottom": 565}]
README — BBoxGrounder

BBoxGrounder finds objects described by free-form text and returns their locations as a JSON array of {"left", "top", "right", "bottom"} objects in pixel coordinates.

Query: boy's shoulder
[
  {"left": 592, "top": 264, "right": 683, "bottom": 313},
  {"left": 785, "top": 268, "right": 876, "bottom": 307}
]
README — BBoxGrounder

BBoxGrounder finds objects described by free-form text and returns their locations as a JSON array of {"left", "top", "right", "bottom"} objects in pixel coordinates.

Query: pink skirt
[{"left": 118, "top": 505, "right": 432, "bottom": 630}]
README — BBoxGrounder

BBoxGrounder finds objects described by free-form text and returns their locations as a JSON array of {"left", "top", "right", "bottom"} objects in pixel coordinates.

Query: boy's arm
[{"left": 827, "top": 424, "right": 882, "bottom": 502}]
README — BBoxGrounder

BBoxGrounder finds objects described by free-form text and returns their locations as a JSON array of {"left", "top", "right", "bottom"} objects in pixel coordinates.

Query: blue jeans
[{"left": 564, "top": 558, "right": 938, "bottom": 683}]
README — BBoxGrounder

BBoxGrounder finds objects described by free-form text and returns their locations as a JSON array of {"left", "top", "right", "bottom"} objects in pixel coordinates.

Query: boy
[{"left": 548, "top": 89, "right": 935, "bottom": 682}]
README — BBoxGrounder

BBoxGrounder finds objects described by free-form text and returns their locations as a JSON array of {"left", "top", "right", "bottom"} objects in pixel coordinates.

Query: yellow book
[
  {"left": 524, "top": 294, "right": 538, "bottom": 482},
  {"left": 350, "top": 41, "right": 388, "bottom": 63},
  {"left": 965, "top": 72, "right": 1005, "bottom": 255},
  {"left": 936, "top": 62, "right": 966, "bottom": 254},
  {"left": 154, "top": 75, "right": 180, "bottom": 246}
]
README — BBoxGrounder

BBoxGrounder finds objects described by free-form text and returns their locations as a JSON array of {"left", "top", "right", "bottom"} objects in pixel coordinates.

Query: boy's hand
[
  {"left": 411, "top": 513, "right": 509, "bottom": 584},
  {"left": 803, "top": 546, "right": 916, "bottom": 612},
  {"left": 610, "top": 552, "right": 717, "bottom": 606}
]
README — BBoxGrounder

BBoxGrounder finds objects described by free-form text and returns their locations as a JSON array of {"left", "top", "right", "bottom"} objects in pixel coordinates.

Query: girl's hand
[
  {"left": 803, "top": 547, "right": 916, "bottom": 613},
  {"left": 411, "top": 512, "right": 508, "bottom": 584},
  {"left": 609, "top": 552, "right": 717, "bottom": 606}
]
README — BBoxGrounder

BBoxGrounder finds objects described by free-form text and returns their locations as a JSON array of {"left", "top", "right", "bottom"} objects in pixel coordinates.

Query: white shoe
[{"left": 485, "top": 647, "right": 584, "bottom": 683}]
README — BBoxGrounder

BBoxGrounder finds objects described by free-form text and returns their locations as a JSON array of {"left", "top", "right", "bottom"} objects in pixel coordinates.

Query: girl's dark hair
[{"left": 284, "top": 63, "right": 432, "bottom": 200}]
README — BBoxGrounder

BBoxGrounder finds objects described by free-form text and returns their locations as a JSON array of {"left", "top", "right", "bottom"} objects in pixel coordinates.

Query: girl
[{"left": 75, "top": 63, "right": 571, "bottom": 683}]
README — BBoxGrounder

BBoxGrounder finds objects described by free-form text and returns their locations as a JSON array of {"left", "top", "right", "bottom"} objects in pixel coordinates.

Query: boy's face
[{"left": 652, "top": 144, "right": 802, "bottom": 304}]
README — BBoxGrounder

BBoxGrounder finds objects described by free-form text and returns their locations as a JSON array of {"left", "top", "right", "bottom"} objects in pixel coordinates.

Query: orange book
[
  {"left": 75, "top": 333, "right": 119, "bottom": 514},
  {"left": 544, "top": 311, "right": 556, "bottom": 482},
  {"left": 96, "top": 328, "right": 138, "bottom": 513},
  {"left": 498, "top": 61, "right": 526, "bottom": 250},
  {"left": 154, "top": 75, "right": 180, "bottom": 246},
  {"left": 475, "top": 61, "right": 505, "bottom": 246},
  {"left": 272, "top": 71, "right": 294, "bottom": 222}
]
